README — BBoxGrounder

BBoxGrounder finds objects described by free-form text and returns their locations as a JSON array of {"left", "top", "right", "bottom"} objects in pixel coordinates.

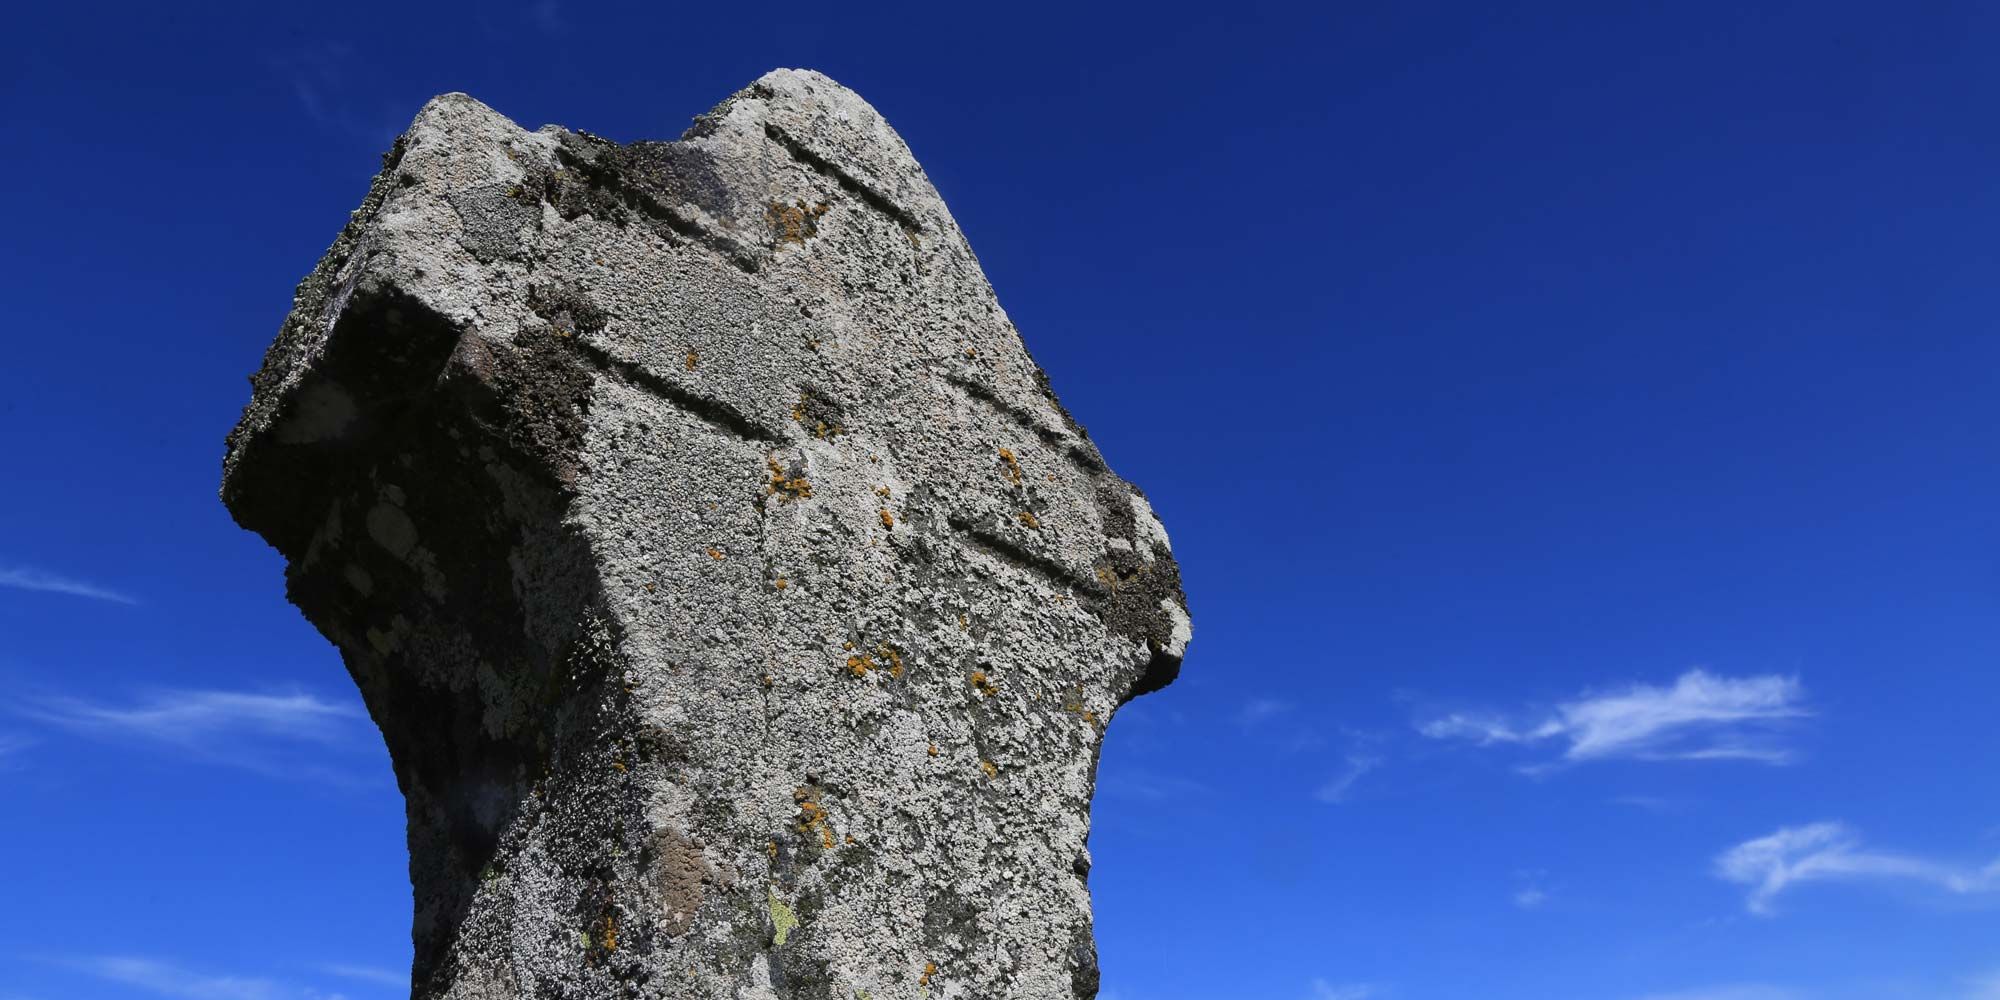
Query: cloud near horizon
[
  {"left": 1626, "top": 987, "right": 1802, "bottom": 1000},
  {"left": 1418, "top": 670, "right": 1806, "bottom": 767},
  {"left": 53, "top": 956, "right": 352, "bottom": 1000},
  {"left": 1310, "top": 980, "right": 1374, "bottom": 1000},
  {"left": 1716, "top": 822, "right": 2000, "bottom": 915}
]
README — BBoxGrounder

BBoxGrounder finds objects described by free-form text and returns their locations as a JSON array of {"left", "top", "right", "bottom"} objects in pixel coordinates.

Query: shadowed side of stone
[{"left": 223, "top": 69, "right": 1189, "bottom": 1000}]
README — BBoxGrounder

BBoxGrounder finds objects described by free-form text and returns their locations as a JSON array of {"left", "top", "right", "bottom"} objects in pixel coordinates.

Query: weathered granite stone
[{"left": 221, "top": 69, "right": 1190, "bottom": 1000}]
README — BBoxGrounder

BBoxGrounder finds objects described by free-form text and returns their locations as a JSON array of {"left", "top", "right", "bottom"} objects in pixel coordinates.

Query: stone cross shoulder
[{"left": 221, "top": 68, "right": 1190, "bottom": 1000}]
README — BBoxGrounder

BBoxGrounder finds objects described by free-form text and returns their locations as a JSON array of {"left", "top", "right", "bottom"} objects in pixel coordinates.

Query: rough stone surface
[{"left": 221, "top": 69, "right": 1191, "bottom": 1000}]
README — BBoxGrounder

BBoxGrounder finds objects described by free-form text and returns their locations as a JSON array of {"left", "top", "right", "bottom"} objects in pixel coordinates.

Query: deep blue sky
[{"left": 3, "top": 3, "right": 1997, "bottom": 999}]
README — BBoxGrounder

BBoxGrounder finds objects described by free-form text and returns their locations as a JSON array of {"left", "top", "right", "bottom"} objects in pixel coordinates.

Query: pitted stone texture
[{"left": 222, "top": 69, "right": 1190, "bottom": 1000}]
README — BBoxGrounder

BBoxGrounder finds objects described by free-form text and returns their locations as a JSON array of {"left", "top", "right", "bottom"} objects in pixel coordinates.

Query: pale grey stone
[{"left": 222, "top": 68, "right": 1189, "bottom": 1000}]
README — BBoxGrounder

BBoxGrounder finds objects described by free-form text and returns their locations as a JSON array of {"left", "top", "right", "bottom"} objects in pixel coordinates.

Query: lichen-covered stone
[{"left": 221, "top": 69, "right": 1190, "bottom": 1000}]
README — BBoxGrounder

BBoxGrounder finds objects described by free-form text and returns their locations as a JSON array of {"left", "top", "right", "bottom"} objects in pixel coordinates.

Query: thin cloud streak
[
  {"left": 53, "top": 956, "right": 350, "bottom": 1000},
  {"left": 1314, "top": 754, "right": 1382, "bottom": 804},
  {"left": 1716, "top": 822, "right": 2000, "bottom": 915},
  {"left": 1625, "top": 987, "right": 1801, "bottom": 1000},
  {"left": 22, "top": 690, "right": 363, "bottom": 748},
  {"left": 0, "top": 565, "right": 137, "bottom": 604},
  {"left": 1418, "top": 670, "right": 1807, "bottom": 767},
  {"left": 1310, "top": 980, "right": 1374, "bottom": 1000},
  {"left": 14, "top": 688, "right": 379, "bottom": 785},
  {"left": 316, "top": 965, "right": 406, "bottom": 990}
]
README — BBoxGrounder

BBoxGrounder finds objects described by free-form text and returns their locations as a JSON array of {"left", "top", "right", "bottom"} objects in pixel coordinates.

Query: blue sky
[{"left": 2, "top": 2, "right": 1997, "bottom": 998}]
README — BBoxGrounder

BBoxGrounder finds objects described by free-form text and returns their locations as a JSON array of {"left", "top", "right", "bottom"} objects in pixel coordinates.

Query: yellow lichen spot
[
  {"left": 848, "top": 655, "right": 870, "bottom": 678},
  {"left": 876, "top": 485, "right": 892, "bottom": 498},
  {"left": 921, "top": 961, "right": 938, "bottom": 987},
  {"left": 880, "top": 509, "right": 895, "bottom": 529},
  {"left": 1017, "top": 511, "right": 1040, "bottom": 530},
  {"left": 969, "top": 671, "right": 999, "bottom": 697},
  {"left": 979, "top": 759, "right": 998, "bottom": 779},
  {"left": 963, "top": 345, "right": 975, "bottom": 358},
  {"left": 602, "top": 914, "right": 618, "bottom": 952},
  {"left": 821, "top": 826, "right": 835, "bottom": 849},
  {"left": 958, "top": 614, "right": 969, "bottom": 631},
  {"left": 927, "top": 743, "right": 938, "bottom": 757},
  {"left": 768, "top": 889, "right": 800, "bottom": 946},
  {"left": 644, "top": 582, "right": 656, "bottom": 594},
  {"left": 997, "top": 446, "right": 1023, "bottom": 485},
  {"left": 767, "top": 838, "right": 779, "bottom": 858},
  {"left": 707, "top": 547, "right": 724, "bottom": 561},
  {"left": 843, "top": 641, "right": 855, "bottom": 650},
  {"left": 685, "top": 349, "right": 699, "bottom": 371},
  {"left": 774, "top": 577, "right": 789, "bottom": 590},
  {"left": 611, "top": 759, "right": 627, "bottom": 773}
]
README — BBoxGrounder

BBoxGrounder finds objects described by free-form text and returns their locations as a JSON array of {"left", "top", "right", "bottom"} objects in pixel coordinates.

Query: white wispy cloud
[
  {"left": 1310, "top": 980, "right": 1375, "bottom": 1000},
  {"left": 1314, "top": 753, "right": 1382, "bottom": 804},
  {"left": 16, "top": 688, "right": 375, "bottom": 783},
  {"left": 1513, "top": 886, "right": 1549, "bottom": 909},
  {"left": 0, "top": 565, "right": 137, "bottom": 604},
  {"left": 1965, "top": 970, "right": 2000, "bottom": 1000},
  {"left": 1626, "top": 987, "right": 1800, "bottom": 1000},
  {"left": 1236, "top": 698, "right": 1293, "bottom": 727},
  {"left": 1100, "top": 767, "right": 1210, "bottom": 802},
  {"left": 1716, "top": 822, "right": 2000, "bottom": 915},
  {"left": 1418, "top": 670, "right": 1807, "bottom": 767},
  {"left": 22, "top": 690, "right": 363, "bottom": 747},
  {"left": 54, "top": 956, "right": 350, "bottom": 1000},
  {"left": 314, "top": 965, "right": 405, "bottom": 991}
]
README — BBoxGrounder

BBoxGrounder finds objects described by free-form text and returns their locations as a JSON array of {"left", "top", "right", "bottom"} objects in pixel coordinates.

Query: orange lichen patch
[
  {"left": 611, "top": 759, "right": 627, "bottom": 773},
  {"left": 767, "top": 199, "right": 831, "bottom": 244},
  {"left": 644, "top": 582, "right": 657, "bottom": 594},
  {"left": 958, "top": 614, "right": 969, "bottom": 631},
  {"left": 847, "top": 655, "right": 870, "bottom": 678},
  {"left": 774, "top": 577, "right": 789, "bottom": 590},
  {"left": 963, "top": 345, "right": 975, "bottom": 358},
  {"left": 794, "top": 788, "right": 838, "bottom": 850},
  {"left": 920, "top": 961, "right": 938, "bottom": 987},
  {"left": 765, "top": 458, "right": 813, "bottom": 501},
  {"left": 969, "top": 671, "right": 999, "bottom": 697},
  {"left": 927, "top": 743, "right": 938, "bottom": 757},
  {"left": 685, "top": 349, "right": 699, "bottom": 371},
  {"left": 601, "top": 913, "right": 619, "bottom": 952},
  {"left": 875, "top": 485, "right": 892, "bottom": 498},
  {"left": 1017, "top": 511, "right": 1040, "bottom": 530},
  {"left": 979, "top": 759, "right": 998, "bottom": 779},
  {"left": 997, "top": 446, "right": 1023, "bottom": 485},
  {"left": 880, "top": 509, "right": 895, "bottom": 529},
  {"left": 875, "top": 643, "right": 905, "bottom": 679},
  {"left": 707, "top": 547, "right": 725, "bottom": 561}
]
